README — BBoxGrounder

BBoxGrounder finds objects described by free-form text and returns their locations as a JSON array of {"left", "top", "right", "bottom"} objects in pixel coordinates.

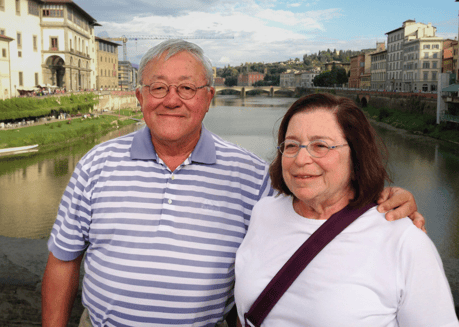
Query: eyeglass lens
[
  {"left": 280, "top": 140, "right": 330, "bottom": 158},
  {"left": 149, "top": 82, "right": 197, "bottom": 99}
]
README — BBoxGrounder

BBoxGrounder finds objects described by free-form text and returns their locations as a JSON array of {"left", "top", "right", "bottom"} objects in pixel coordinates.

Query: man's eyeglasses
[
  {"left": 278, "top": 139, "right": 348, "bottom": 158},
  {"left": 141, "top": 82, "right": 209, "bottom": 100}
]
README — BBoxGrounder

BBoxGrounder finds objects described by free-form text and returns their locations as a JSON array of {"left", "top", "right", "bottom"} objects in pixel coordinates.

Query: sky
[{"left": 74, "top": 0, "right": 459, "bottom": 67}]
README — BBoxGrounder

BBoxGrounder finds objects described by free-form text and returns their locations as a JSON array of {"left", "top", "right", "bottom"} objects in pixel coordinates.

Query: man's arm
[
  {"left": 377, "top": 186, "right": 426, "bottom": 231},
  {"left": 42, "top": 252, "right": 84, "bottom": 327}
]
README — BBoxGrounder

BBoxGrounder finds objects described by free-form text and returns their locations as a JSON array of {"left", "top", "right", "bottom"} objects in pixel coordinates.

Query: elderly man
[{"left": 42, "top": 40, "right": 423, "bottom": 327}]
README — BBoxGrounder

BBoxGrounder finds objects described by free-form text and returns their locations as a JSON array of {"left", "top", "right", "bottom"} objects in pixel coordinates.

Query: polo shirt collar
[{"left": 130, "top": 125, "right": 216, "bottom": 164}]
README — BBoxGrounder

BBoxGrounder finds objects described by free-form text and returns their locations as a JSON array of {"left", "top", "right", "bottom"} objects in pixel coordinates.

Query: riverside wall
[
  {"left": 333, "top": 89, "right": 438, "bottom": 116},
  {"left": 94, "top": 94, "right": 138, "bottom": 111}
]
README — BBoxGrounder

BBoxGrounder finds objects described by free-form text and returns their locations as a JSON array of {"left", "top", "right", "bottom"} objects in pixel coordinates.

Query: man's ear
[{"left": 135, "top": 88, "right": 144, "bottom": 108}]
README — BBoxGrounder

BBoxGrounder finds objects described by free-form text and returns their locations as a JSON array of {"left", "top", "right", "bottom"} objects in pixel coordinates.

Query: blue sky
[{"left": 74, "top": 0, "right": 459, "bottom": 67}]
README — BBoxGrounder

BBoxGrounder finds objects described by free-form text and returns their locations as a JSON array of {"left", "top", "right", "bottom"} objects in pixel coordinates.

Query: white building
[
  {"left": 0, "top": 0, "right": 100, "bottom": 98},
  {"left": 403, "top": 27, "right": 442, "bottom": 92},
  {"left": 385, "top": 20, "right": 442, "bottom": 92},
  {"left": 299, "top": 71, "right": 319, "bottom": 88}
]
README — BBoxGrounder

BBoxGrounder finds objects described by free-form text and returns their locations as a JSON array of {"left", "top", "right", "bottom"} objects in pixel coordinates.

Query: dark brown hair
[{"left": 269, "top": 93, "right": 391, "bottom": 208}]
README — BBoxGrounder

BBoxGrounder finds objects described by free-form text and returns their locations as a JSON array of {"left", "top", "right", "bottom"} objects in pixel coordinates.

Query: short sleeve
[
  {"left": 396, "top": 226, "right": 459, "bottom": 327},
  {"left": 47, "top": 160, "right": 91, "bottom": 261}
]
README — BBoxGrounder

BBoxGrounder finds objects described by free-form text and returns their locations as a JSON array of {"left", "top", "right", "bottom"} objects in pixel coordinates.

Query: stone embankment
[{"left": 0, "top": 236, "right": 84, "bottom": 326}]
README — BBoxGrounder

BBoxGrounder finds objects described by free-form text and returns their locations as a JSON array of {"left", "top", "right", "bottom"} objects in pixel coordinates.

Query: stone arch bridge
[{"left": 214, "top": 86, "right": 296, "bottom": 97}]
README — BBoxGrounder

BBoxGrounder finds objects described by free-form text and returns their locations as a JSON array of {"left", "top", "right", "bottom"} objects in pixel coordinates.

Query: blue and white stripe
[{"left": 48, "top": 126, "right": 273, "bottom": 327}]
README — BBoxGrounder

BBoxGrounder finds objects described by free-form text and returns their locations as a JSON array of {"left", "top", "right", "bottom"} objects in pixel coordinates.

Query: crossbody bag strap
[{"left": 243, "top": 202, "right": 376, "bottom": 327}]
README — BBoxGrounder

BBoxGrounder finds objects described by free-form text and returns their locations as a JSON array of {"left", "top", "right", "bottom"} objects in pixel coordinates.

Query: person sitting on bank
[{"left": 235, "top": 93, "right": 458, "bottom": 327}]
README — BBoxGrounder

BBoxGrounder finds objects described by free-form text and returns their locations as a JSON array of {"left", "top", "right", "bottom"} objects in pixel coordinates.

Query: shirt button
[
  {"left": 168, "top": 199, "right": 172, "bottom": 204},
  {"left": 171, "top": 175, "right": 175, "bottom": 180}
]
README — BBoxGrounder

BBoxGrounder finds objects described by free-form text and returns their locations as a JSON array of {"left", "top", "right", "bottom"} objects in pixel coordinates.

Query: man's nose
[{"left": 162, "top": 86, "right": 182, "bottom": 108}]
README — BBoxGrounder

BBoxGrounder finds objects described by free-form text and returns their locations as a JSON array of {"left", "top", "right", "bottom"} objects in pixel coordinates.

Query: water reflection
[{"left": 0, "top": 124, "right": 143, "bottom": 239}]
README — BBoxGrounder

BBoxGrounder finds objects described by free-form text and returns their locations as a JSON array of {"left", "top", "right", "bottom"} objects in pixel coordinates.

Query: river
[{"left": 1, "top": 95, "right": 458, "bottom": 302}]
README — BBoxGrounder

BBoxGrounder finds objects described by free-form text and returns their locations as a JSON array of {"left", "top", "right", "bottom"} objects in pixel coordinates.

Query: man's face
[{"left": 136, "top": 51, "right": 215, "bottom": 148}]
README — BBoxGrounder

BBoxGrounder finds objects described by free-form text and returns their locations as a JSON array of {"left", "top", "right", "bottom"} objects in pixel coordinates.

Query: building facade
[
  {"left": 118, "top": 61, "right": 137, "bottom": 90},
  {"left": 95, "top": 37, "right": 119, "bottom": 90},
  {"left": 402, "top": 22, "right": 442, "bottom": 92},
  {"left": 0, "top": 0, "right": 101, "bottom": 98},
  {"left": 442, "top": 39, "right": 457, "bottom": 75},
  {"left": 370, "top": 50, "right": 387, "bottom": 90},
  {"left": 0, "top": 34, "right": 14, "bottom": 99},
  {"left": 349, "top": 54, "right": 365, "bottom": 88},
  {"left": 0, "top": 0, "right": 43, "bottom": 97},
  {"left": 299, "top": 71, "right": 318, "bottom": 88},
  {"left": 386, "top": 20, "right": 441, "bottom": 92},
  {"left": 237, "top": 71, "right": 264, "bottom": 86}
]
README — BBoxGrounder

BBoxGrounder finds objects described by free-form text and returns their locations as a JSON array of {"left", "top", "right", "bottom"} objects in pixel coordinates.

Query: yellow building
[{"left": 95, "top": 37, "right": 119, "bottom": 90}]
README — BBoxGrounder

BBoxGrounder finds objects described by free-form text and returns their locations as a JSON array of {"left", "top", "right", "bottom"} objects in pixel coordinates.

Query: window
[
  {"left": 432, "top": 72, "right": 437, "bottom": 80},
  {"left": 423, "top": 44, "right": 430, "bottom": 49},
  {"left": 18, "top": 50, "right": 21, "bottom": 57},
  {"left": 423, "top": 72, "right": 428, "bottom": 81},
  {"left": 432, "top": 62, "right": 437, "bottom": 69},
  {"left": 51, "top": 37, "right": 58, "bottom": 50},
  {"left": 0, "top": 29, "right": 4, "bottom": 35},
  {"left": 17, "top": 32, "right": 21, "bottom": 48},
  {"left": 2, "top": 48, "right": 6, "bottom": 57},
  {"left": 35, "top": 73, "right": 38, "bottom": 86},
  {"left": 433, "top": 44, "right": 439, "bottom": 49},
  {"left": 33, "top": 35, "right": 37, "bottom": 51},
  {"left": 28, "top": 0, "right": 39, "bottom": 16},
  {"left": 433, "top": 52, "right": 437, "bottom": 59},
  {"left": 19, "top": 72, "right": 23, "bottom": 86},
  {"left": 424, "top": 52, "right": 429, "bottom": 58},
  {"left": 42, "top": 5, "right": 63, "bottom": 17},
  {"left": 0, "top": 0, "right": 4, "bottom": 11},
  {"left": 15, "top": 0, "right": 20, "bottom": 14},
  {"left": 423, "top": 62, "right": 430, "bottom": 69}
]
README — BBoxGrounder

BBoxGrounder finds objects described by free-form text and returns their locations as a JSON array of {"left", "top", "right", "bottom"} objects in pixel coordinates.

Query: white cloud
[
  {"left": 97, "top": 1, "right": 344, "bottom": 66},
  {"left": 218, "top": 56, "right": 231, "bottom": 64}
]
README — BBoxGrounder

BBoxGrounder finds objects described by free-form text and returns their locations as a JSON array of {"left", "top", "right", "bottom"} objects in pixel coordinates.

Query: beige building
[
  {"left": 280, "top": 70, "right": 296, "bottom": 87},
  {"left": 403, "top": 36, "right": 443, "bottom": 92},
  {"left": 95, "top": 37, "right": 119, "bottom": 90},
  {"left": 0, "top": 0, "right": 43, "bottom": 97},
  {"left": 0, "top": 0, "right": 100, "bottom": 97},
  {"left": 0, "top": 34, "right": 14, "bottom": 99},
  {"left": 385, "top": 20, "right": 440, "bottom": 91},
  {"left": 370, "top": 50, "right": 387, "bottom": 90}
]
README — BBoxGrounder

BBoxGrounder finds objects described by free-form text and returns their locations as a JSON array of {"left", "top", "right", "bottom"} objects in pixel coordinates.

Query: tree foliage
[{"left": 313, "top": 66, "right": 348, "bottom": 87}]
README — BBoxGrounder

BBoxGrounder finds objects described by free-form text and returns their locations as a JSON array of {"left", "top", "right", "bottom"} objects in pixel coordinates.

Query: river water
[{"left": 1, "top": 95, "right": 459, "bottom": 299}]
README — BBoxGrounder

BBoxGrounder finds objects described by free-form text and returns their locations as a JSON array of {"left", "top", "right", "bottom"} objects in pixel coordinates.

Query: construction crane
[{"left": 104, "top": 35, "right": 234, "bottom": 62}]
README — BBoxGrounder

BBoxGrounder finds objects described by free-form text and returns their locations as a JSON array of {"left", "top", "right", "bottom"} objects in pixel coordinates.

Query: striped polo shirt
[{"left": 48, "top": 125, "right": 273, "bottom": 327}]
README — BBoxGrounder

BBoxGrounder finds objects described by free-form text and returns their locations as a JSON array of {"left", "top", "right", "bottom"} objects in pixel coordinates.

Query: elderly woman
[{"left": 234, "top": 93, "right": 458, "bottom": 326}]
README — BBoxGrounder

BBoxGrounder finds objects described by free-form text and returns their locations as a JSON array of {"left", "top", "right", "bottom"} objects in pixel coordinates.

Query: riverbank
[
  {"left": 0, "top": 110, "right": 142, "bottom": 158},
  {"left": 361, "top": 104, "right": 459, "bottom": 145}
]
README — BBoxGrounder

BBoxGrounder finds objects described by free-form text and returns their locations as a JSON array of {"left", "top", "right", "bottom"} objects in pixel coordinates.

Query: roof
[
  {"left": 95, "top": 37, "right": 121, "bottom": 47},
  {"left": 0, "top": 35, "right": 14, "bottom": 42},
  {"left": 385, "top": 26, "right": 403, "bottom": 35},
  {"left": 42, "top": 0, "right": 100, "bottom": 26},
  {"left": 442, "top": 84, "right": 459, "bottom": 92}
]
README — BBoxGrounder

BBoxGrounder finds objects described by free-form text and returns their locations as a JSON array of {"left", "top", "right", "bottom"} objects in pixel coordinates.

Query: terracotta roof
[{"left": 0, "top": 35, "right": 14, "bottom": 41}]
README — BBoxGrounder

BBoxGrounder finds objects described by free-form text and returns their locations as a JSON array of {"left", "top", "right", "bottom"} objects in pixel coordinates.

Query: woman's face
[{"left": 281, "top": 110, "right": 354, "bottom": 208}]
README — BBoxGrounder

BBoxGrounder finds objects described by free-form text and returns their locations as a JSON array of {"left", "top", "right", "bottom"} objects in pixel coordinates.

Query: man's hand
[{"left": 377, "top": 187, "right": 426, "bottom": 232}]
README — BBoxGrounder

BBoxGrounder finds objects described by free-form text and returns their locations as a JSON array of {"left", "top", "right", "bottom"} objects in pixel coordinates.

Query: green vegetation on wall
[
  {"left": 0, "top": 93, "right": 98, "bottom": 121},
  {"left": 361, "top": 105, "right": 459, "bottom": 144}
]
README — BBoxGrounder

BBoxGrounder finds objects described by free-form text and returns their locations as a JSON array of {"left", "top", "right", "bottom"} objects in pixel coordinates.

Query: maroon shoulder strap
[{"left": 243, "top": 203, "right": 376, "bottom": 327}]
